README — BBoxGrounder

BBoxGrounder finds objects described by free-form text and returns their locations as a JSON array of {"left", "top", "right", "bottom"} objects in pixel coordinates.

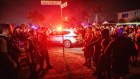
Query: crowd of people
[
  {"left": 0, "top": 24, "right": 53, "bottom": 79},
  {"left": 0, "top": 23, "right": 140, "bottom": 79},
  {"left": 83, "top": 25, "right": 140, "bottom": 79}
]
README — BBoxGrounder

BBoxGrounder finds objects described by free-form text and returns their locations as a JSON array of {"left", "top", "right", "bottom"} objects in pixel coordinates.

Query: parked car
[{"left": 49, "top": 29, "right": 82, "bottom": 48}]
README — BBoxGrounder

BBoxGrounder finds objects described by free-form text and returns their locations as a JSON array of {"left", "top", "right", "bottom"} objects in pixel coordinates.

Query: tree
[
  {"left": 27, "top": 11, "right": 46, "bottom": 26},
  {"left": 87, "top": 4, "right": 103, "bottom": 24}
]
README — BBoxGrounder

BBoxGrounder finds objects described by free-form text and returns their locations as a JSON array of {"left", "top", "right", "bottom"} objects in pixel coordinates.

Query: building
[{"left": 118, "top": 9, "right": 140, "bottom": 22}]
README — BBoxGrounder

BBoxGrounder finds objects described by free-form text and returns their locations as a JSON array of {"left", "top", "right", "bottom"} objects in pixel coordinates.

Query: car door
[{"left": 49, "top": 31, "right": 63, "bottom": 43}]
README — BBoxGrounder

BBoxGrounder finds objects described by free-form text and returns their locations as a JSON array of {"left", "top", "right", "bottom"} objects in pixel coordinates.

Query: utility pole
[
  {"left": 60, "top": 0, "right": 65, "bottom": 58},
  {"left": 60, "top": 1, "right": 68, "bottom": 58}
]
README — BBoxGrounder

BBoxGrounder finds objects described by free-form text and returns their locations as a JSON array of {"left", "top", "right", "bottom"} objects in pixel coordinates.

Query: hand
[
  {"left": 12, "top": 61, "right": 17, "bottom": 68},
  {"left": 19, "top": 48, "right": 25, "bottom": 53}
]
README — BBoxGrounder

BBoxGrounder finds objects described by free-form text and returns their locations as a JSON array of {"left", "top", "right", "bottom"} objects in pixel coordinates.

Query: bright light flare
[
  {"left": 64, "top": 17, "right": 68, "bottom": 22},
  {"left": 64, "top": 17, "right": 68, "bottom": 20},
  {"left": 56, "top": 25, "right": 63, "bottom": 31}
]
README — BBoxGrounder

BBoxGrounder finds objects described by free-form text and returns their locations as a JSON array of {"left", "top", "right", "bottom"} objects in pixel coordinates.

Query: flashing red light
[{"left": 56, "top": 25, "right": 63, "bottom": 31}]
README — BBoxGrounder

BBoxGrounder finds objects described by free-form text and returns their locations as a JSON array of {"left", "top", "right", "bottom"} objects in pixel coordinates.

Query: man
[
  {"left": 83, "top": 27, "right": 94, "bottom": 68},
  {"left": 38, "top": 27, "right": 53, "bottom": 72},
  {"left": 96, "top": 29, "right": 111, "bottom": 79},
  {"left": 135, "top": 26, "right": 140, "bottom": 65},
  {"left": 104, "top": 28, "right": 136, "bottom": 79},
  {"left": 0, "top": 24, "right": 20, "bottom": 79}
]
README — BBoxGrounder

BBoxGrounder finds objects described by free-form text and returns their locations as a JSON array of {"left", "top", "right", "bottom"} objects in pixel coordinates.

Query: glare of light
[
  {"left": 64, "top": 17, "right": 68, "bottom": 21},
  {"left": 65, "top": 17, "right": 68, "bottom": 19},
  {"left": 56, "top": 25, "right": 63, "bottom": 31}
]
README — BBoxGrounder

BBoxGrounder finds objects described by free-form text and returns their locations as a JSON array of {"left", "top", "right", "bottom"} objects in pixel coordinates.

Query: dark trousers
[
  {"left": 29, "top": 61, "right": 37, "bottom": 79},
  {"left": 0, "top": 54, "right": 18, "bottom": 79},
  {"left": 40, "top": 50, "right": 51, "bottom": 70},
  {"left": 97, "top": 56, "right": 111, "bottom": 79},
  {"left": 0, "top": 65, "right": 18, "bottom": 79}
]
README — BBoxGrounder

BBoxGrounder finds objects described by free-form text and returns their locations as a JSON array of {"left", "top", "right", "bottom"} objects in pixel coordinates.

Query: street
[
  {"left": 17, "top": 45, "right": 140, "bottom": 79},
  {"left": 42, "top": 45, "right": 140, "bottom": 79},
  {"left": 45, "top": 46, "right": 96, "bottom": 79},
  {"left": 48, "top": 46, "right": 84, "bottom": 57},
  {"left": 1, "top": 0, "right": 140, "bottom": 79}
]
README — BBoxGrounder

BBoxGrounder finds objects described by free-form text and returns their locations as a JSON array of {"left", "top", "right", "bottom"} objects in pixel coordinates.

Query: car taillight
[
  {"left": 75, "top": 35, "right": 82, "bottom": 40},
  {"left": 74, "top": 36, "right": 79, "bottom": 40}
]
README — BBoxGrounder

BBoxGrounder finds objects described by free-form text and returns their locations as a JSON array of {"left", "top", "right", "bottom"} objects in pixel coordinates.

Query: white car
[{"left": 49, "top": 29, "right": 82, "bottom": 48}]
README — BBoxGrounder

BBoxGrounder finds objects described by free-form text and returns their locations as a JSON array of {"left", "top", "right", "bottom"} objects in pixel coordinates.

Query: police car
[{"left": 49, "top": 29, "right": 82, "bottom": 48}]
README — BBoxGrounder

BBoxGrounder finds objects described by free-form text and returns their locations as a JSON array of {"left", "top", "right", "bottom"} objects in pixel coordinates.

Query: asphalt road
[
  {"left": 47, "top": 46, "right": 140, "bottom": 79},
  {"left": 45, "top": 46, "right": 96, "bottom": 79},
  {"left": 18, "top": 45, "right": 140, "bottom": 79},
  {"left": 48, "top": 46, "right": 84, "bottom": 57}
]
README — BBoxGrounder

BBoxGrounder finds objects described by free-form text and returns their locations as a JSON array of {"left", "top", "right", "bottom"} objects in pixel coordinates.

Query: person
[
  {"left": 0, "top": 24, "right": 20, "bottom": 79},
  {"left": 28, "top": 30, "right": 39, "bottom": 79},
  {"left": 17, "top": 30, "right": 35, "bottom": 78},
  {"left": 128, "top": 28, "right": 135, "bottom": 42},
  {"left": 87, "top": 29, "right": 102, "bottom": 74},
  {"left": 135, "top": 27, "right": 140, "bottom": 65},
  {"left": 92, "top": 29, "right": 102, "bottom": 68},
  {"left": 96, "top": 29, "right": 111, "bottom": 79},
  {"left": 128, "top": 28, "right": 137, "bottom": 66},
  {"left": 104, "top": 28, "right": 136, "bottom": 79},
  {"left": 82, "top": 27, "right": 94, "bottom": 68},
  {"left": 38, "top": 27, "right": 53, "bottom": 72}
]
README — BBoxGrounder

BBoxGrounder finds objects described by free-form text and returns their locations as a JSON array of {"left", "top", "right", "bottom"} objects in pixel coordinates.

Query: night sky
[{"left": 0, "top": 0, "right": 140, "bottom": 24}]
